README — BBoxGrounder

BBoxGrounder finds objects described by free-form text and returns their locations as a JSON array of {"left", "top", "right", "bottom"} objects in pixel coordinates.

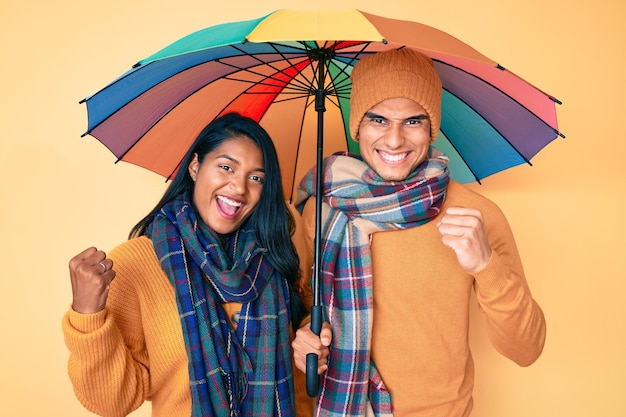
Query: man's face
[{"left": 357, "top": 97, "right": 432, "bottom": 182}]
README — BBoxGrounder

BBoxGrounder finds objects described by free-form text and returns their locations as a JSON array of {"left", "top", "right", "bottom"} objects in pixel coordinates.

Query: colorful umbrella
[{"left": 80, "top": 8, "right": 564, "bottom": 396}]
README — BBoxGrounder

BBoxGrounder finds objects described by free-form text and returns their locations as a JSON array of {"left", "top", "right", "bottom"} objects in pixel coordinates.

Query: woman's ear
[{"left": 188, "top": 153, "right": 199, "bottom": 181}]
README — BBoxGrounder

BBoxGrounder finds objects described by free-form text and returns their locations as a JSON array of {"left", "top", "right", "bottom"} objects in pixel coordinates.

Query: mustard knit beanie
[{"left": 349, "top": 48, "right": 442, "bottom": 142}]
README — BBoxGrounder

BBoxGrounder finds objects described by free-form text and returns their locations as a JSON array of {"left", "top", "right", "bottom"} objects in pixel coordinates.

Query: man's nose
[{"left": 383, "top": 122, "right": 405, "bottom": 148}]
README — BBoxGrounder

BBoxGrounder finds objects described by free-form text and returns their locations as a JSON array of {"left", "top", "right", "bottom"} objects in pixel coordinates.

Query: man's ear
[{"left": 188, "top": 153, "right": 199, "bottom": 181}]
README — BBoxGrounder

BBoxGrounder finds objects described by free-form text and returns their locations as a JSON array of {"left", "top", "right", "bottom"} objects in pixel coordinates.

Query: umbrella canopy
[{"left": 82, "top": 9, "right": 563, "bottom": 201}]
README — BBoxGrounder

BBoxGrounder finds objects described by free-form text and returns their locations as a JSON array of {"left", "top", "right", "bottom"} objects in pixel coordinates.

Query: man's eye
[
  {"left": 368, "top": 117, "right": 385, "bottom": 124},
  {"left": 406, "top": 118, "right": 423, "bottom": 125}
]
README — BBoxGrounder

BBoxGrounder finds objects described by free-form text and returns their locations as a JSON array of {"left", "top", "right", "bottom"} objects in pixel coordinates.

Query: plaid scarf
[
  {"left": 296, "top": 147, "right": 450, "bottom": 417},
  {"left": 148, "top": 192, "right": 295, "bottom": 417}
]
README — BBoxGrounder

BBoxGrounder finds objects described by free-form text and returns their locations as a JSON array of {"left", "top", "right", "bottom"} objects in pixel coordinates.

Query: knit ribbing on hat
[{"left": 349, "top": 48, "right": 442, "bottom": 142}]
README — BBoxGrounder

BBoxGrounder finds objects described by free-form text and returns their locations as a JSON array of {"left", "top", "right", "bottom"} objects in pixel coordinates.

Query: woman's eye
[
  {"left": 249, "top": 175, "right": 264, "bottom": 183},
  {"left": 218, "top": 164, "right": 233, "bottom": 172}
]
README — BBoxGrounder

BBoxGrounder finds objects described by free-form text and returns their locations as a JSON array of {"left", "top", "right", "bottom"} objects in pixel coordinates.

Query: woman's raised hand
[{"left": 68, "top": 247, "right": 116, "bottom": 314}]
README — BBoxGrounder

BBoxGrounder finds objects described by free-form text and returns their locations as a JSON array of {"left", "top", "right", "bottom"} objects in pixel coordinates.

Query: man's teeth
[
  {"left": 379, "top": 151, "right": 408, "bottom": 162},
  {"left": 217, "top": 195, "right": 242, "bottom": 207}
]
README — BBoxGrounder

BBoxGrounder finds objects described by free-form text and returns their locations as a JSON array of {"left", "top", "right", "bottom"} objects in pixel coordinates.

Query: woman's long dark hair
[{"left": 129, "top": 112, "right": 305, "bottom": 328}]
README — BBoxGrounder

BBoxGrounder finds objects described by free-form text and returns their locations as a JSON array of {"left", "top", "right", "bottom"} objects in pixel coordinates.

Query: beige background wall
[{"left": 1, "top": 0, "right": 624, "bottom": 415}]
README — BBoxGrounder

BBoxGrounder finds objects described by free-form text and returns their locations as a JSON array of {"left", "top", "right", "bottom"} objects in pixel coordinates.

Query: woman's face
[{"left": 188, "top": 136, "right": 265, "bottom": 234}]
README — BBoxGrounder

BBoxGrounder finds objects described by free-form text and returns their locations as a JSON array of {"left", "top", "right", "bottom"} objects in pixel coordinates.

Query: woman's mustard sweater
[{"left": 62, "top": 236, "right": 313, "bottom": 417}]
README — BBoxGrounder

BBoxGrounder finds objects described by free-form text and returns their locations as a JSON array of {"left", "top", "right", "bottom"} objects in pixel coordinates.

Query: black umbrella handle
[{"left": 305, "top": 305, "right": 323, "bottom": 397}]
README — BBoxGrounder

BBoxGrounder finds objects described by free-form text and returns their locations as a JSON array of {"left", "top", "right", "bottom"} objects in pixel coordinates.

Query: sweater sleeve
[
  {"left": 472, "top": 202, "right": 547, "bottom": 367},
  {"left": 62, "top": 244, "right": 151, "bottom": 417}
]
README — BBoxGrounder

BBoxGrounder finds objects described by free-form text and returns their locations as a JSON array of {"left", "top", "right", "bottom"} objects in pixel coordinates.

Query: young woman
[{"left": 63, "top": 113, "right": 309, "bottom": 417}]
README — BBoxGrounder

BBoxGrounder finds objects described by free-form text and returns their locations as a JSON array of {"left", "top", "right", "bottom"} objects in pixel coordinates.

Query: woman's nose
[{"left": 229, "top": 174, "right": 246, "bottom": 194}]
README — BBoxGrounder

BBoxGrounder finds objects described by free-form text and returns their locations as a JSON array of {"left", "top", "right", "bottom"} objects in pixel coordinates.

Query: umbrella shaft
[{"left": 313, "top": 50, "right": 329, "bottom": 307}]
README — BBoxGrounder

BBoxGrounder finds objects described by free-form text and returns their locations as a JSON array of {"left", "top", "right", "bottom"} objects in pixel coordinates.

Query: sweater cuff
[
  {"left": 472, "top": 251, "right": 508, "bottom": 293},
  {"left": 66, "top": 306, "right": 108, "bottom": 334}
]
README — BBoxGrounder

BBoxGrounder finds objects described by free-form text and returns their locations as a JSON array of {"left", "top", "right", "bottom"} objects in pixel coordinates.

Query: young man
[{"left": 292, "top": 48, "right": 546, "bottom": 417}]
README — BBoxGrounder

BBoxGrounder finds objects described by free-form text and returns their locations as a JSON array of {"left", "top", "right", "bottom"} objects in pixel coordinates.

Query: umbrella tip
[
  {"left": 556, "top": 130, "right": 566, "bottom": 139},
  {"left": 496, "top": 64, "right": 506, "bottom": 71},
  {"left": 549, "top": 96, "right": 563, "bottom": 105},
  {"left": 132, "top": 62, "right": 141, "bottom": 68}
]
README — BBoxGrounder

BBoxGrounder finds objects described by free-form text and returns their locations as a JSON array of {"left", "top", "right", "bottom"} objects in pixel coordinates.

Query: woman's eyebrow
[{"left": 215, "top": 154, "right": 265, "bottom": 173}]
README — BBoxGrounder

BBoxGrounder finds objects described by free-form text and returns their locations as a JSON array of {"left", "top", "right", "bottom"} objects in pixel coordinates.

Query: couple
[{"left": 63, "top": 49, "right": 545, "bottom": 417}]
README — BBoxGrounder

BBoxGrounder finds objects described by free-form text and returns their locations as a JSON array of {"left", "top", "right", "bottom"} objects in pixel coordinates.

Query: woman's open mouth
[{"left": 216, "top": 195, "right": 243, "bottom": 219}]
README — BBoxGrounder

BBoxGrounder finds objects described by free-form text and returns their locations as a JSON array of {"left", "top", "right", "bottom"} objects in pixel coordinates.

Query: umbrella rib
[
  {"left": 295, "top": 41, "right": 354, "bottom": 102},
  {"left": 436, "top": 59, "right": 565, "bottom": 140},
  {"left": 82, "top": 42, "right": 315, "bottom": 137},
  {"left": 268, "top": 41, "right": 321, "bottom": 93},
  {"left": 434, "top": 58, "right": 566, "bottom": 174},
  {"left": 165, "top": 93, "right": 314, "bottom": 181},
  {"left": 216, "top": 61, "right": 312, "bottom": 95},
  {"left": 221, "top": 73, "right": 311, "bottom": 95},
  {"left": 327, "top": 42, "right": 372, "bottom": 98},
  {"left": 224, "top": 71, "right": 310, "bottom": 95},
  {"left": 84, "top": 41, "right": 354, "bottom": 144},
  {"left": 271, "top": 94, "right": 317, "bottom": 105},
  {"left": 321, "top": 43, "right": 373, "bottom": 108},
  {"left": 216, "top": 42, "right": 359, "bottom": 104},
  {"left": 96, "top": 46, "right": 317, "bottom": 165},
  {"left": 80, "top": 60, "right": 164, "bottom": 138},
  {"left": 288, "top": 95, "right": 314, "bottom": 203},
  {"left": 228, "top": 43, "right": 316, "bottom": 93},
  {"left": 443, "top": 83, "right": 533, "bottom": 167},
  {"left": 496, "top": 64, "right": 565, "bottom": 110}
]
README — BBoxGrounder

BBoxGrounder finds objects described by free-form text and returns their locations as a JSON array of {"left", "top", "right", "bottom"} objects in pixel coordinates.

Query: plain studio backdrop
[{"left": 1, "top": 0, "right": 624, "bottom": 416}]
